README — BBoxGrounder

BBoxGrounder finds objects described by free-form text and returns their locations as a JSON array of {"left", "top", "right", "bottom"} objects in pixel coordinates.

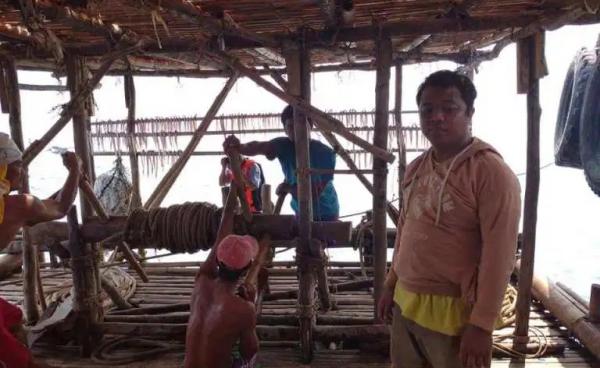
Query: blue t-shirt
[{"left": 268, "top": 137, "right": 339, "bottom": 221}]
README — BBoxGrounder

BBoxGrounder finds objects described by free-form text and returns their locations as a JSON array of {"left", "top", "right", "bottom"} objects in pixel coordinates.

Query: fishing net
[{"left": 94, "top": 157, "right": 133, "bottom": 216}]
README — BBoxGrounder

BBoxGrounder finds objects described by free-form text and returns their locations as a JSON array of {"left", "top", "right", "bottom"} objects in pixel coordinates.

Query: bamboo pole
[
  {"left": 21, "top": 40, "right": 143, "bottom": 166},
  {"left": 0, "top": 65, "right": 9, "bottom": 113},
  {"left": 517, "top": 262, "right": 600, "bottom": 360},
  {"left": 66, "top": 55, "right": 95, "bottom": 218},
  {"left": 67, "top": 206, "right": 101, "bottom": 356},
  {"left": 394, "top": 62, "right": 406, "bottom": 208},
  {"left": 124, "top": 70, "right": 142, "bottom": 210},
  {"left": 143, "top": 74, "right": 239, "bottom": 209},
  {"left": 514, "top": 34, "right": 543, "bottom": 339},
  {"left": 209, "top": 50, "right": 395, "bottom": 164},
  {"left": 1, "top": 57, "right": 42, "bottom": 322},
  {"left": 100, "top": 275, "right": 133, "bottom": 310},
  {"left": 590, "top": 284, "right": 600, "bottom": 323},
  {"left": 372, "top": 33, "right": 392, "bottom": 318},
  {"left": 285, "top": 43, "right": 316, "bottom": 363}
]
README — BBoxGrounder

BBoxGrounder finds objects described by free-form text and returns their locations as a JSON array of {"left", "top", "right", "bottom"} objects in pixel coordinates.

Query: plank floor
[{"left": 1, "top": 263, "right": 598, "bottom": 367}]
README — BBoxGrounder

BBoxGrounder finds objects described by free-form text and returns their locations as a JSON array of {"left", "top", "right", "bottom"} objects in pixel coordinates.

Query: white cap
[{"left": 0, "top": 133, "right": 22, "bottom": 165}]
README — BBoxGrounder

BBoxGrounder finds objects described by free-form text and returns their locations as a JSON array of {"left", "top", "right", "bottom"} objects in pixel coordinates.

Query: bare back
[{"left": 184, "top": 274, "right": 257, "bottom": 368}]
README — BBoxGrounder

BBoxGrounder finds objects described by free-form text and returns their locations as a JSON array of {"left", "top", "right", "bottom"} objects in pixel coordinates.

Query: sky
[{"left": 1, "top": 23, "right": 600, "bottom": 300}]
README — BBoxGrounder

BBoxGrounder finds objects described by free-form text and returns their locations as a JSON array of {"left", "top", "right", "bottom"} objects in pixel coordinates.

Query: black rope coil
[{"left": 124, "top": 202, "right": 222, "bottom": 253}]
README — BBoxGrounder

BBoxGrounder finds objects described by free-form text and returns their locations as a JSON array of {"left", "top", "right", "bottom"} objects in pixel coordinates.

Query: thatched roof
[{"left": 0, "top": 0, "right": 598, "bottom": 76}]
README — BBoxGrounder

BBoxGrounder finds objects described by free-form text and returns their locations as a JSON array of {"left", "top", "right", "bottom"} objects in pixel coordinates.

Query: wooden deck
[{"left": 1, "top": 262, "right": 598, "bottom": 367}]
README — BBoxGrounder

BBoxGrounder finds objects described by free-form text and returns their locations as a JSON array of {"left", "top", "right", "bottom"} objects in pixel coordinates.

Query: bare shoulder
[{"left": 4, "top": 194, "right": 39, "bottom": 215}]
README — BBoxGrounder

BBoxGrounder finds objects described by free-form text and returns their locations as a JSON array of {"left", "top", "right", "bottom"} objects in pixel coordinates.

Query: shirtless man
[
  {"left": 0, "top": 132, "right": 82, "bottom": 368},
  {"left": 184, "top": 186, "right": 265, "bottom": 368}
]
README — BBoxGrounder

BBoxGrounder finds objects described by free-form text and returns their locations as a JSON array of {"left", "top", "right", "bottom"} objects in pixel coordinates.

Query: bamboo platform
[{"left": 1, "top": 262, "right": 599, "bottom": 367}]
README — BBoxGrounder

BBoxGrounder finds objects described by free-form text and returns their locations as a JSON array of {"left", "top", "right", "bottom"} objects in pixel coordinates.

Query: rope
[
  {"left": 491, "top": 285, "right": 550, "bottom": 359},
  {"left": 91, "top": 336, "right": 180, "bottom": 365},
  {"left": 124, "top": 202, "right": 222, "bottom": 253}
]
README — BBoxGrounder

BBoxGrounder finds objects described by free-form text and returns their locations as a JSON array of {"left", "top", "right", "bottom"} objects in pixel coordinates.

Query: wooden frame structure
[{"left": 1, "top": 0, "right": 600, "bottom": 365}]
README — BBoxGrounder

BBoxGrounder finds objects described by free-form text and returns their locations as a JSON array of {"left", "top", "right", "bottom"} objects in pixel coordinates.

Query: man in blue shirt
[{"left": 223, "top": 105, "right": 339, "bottom": 221}]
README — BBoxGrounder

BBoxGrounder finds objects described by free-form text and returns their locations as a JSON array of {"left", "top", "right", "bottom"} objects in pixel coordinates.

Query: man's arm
[
  {"left": 377, "top": 210, "right": 405, "bottom": 322},
  {"left": 238, "top": 310, "right": 259, "bottom": 362},
  {"left": 197, "top": 183, "right": 238, "bottom": 277},
  {"left": 219, "top": 157, "right": 232, "bottom": 187},
  {"left": 460, "top": 157, "right": 521, "bottom": 367},
  {"left": 23, "top": 152, "right": 81, "bottom": 226},
  {"left": 469, "top": 161, "right": 521, "bottom": 332},
  {"left": 223, "top": 135, "right": 275, "bottom": 159}
]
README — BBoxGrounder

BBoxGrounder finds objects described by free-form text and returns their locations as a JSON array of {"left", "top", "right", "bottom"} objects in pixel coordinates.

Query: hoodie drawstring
[{"left": 434, "top": 142, "right": 473, "bottom": 226}]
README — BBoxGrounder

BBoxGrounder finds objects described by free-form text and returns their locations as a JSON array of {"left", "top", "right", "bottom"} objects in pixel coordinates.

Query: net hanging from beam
[{"left": 91, "top": 110, "right": 429, "bottom": 173}]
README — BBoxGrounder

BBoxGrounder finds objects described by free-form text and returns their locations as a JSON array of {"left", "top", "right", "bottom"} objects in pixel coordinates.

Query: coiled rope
[
  {"left": 91, "top": 336, "right": 180, "bottom": 365},
  {"left": 492, "top": 285, "right": 549, "bottom": 359},
  {"left": 124, "top": 202, "right": 222, "bottom": 253}
]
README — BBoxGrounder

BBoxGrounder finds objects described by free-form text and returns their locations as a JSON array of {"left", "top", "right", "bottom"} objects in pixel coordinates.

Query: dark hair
[
  {"left": 281, "top": 105, "right": 294, "bottom": 124},
  {"left": 416, "top": 70, "right": 477, "bottom": 113},
  {"left": 280, "top": 105, "right": 314, "bottom": 128},
  {"left": 217, "top": 261, "right": 249, "bottom": 282}
]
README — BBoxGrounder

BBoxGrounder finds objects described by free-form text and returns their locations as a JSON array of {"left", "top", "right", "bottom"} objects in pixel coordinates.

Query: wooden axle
[{"left": 81, "top": 215, "right": 353, "bottom": 246}]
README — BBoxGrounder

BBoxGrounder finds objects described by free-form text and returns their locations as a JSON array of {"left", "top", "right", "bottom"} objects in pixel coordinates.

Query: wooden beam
[
  {"left": 210, "top": 49, "right": 395, "bottom": 164},
  {"left": 263, "top": 64, "right": 289, "bottom": 91},
  {"left": 514, "top": 34, "right": 543, "bottom": 340},
  {"left": 1, "top": 56, "right": 41, "bottom": 323},
  {"left": 18, "top": 83, "right": 67, "bottom": 91},
  {"left": 21, "top": 39, "right": 143, "bottom": 166},
  {"left": 372, "top": 33, "right": 391, "bottom": 319},
  {"left": 143, "top": 74, "right": 239, "bottom": 209},
  {"left": 139, "top": 0, "right": 279, "bottom": 48},
  {"left": 35, "top": 0, "right": 124, "bottom": 39}
]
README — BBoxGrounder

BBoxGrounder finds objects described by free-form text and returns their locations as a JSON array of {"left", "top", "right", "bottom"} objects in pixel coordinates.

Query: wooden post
[
  {"left": 372, "top": 33, "right": 392, "bottom": 318},
  {"left": 261, "top": 184, "right": 273, "bottom": 214},
  {"left": 514, "top": 34, "right": 543, "bottom": 339},
  {"left": 66, "top": 55, "right": 95, "bottom": 218},
  {"left": 285, "top": 42, "right": 316, "bottom": 363},
  {"left": 67, "top": 206, "right": 101, "bottom": 356},
  {"left": 590, "top": 284, "right": 600, "bottom": 323},
  {"left": 1, "top": 57, "right": 41, "bottom": 322},
  {"left": 144, "top": 74, "right": 239, "bottom": 209},
  {"left": 124, "top": 70, "right": 142, "bottom": 210},
  {"left": 394, "top": 61, "right": 406, "bottom": 208}
]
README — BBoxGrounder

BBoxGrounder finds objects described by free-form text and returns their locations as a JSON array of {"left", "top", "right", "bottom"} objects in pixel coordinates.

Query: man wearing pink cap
[{"left": 184, "top": 198, "right": 266, "bottom": 368}]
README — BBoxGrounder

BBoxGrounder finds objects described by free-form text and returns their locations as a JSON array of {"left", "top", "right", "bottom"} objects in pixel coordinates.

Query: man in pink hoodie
[{"left": 377, "top": 70, "right": 521, "bottom": 368}]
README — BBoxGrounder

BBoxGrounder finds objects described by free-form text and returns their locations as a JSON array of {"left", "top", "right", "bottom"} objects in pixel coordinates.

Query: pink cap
[{"left": 216, "top": 235, "right": 259, "bottom": 270}]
